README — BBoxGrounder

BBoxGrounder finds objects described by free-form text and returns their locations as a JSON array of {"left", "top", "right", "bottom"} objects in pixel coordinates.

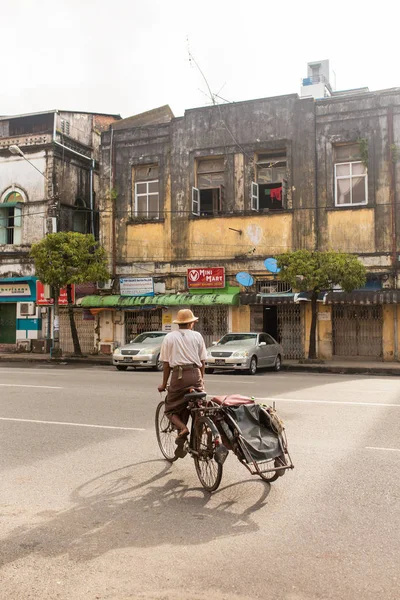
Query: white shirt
[{"left": 160, "top": 329, "right": 207, "bottom": 368}]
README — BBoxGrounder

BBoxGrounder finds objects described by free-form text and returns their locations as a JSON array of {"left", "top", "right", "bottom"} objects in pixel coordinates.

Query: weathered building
[
  {"left": 0, "top": 109, "right": 120, "bottom": 350},
  {"left": 86, "top": 70, "right": 400, "bottom": 361}
]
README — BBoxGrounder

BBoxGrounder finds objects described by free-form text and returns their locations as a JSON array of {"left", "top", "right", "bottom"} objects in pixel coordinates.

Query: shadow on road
[{"left": 0, "top": 459, "right": 271, "bottom": 566}]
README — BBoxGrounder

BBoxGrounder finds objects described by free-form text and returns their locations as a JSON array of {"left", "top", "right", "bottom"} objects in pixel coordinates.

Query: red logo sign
[
  {"left": 187, "top": 268, "right": 225, "bottom": 289},
  {"left": 36, "top": 282, "right": 75, "bottom": 306}
]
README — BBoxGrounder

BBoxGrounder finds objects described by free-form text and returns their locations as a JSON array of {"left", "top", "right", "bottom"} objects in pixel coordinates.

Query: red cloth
[{"left": 270, "top": 187, "right": 282, "bottom": 201}]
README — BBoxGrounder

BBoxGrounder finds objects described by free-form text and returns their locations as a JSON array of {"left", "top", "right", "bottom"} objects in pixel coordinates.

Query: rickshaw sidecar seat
[{"left": 212, "top": 395, "right": 254, "bottom": 407}]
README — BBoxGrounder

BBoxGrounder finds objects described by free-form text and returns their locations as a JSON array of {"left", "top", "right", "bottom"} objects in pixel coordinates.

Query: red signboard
[
  {"left": 36, "top": 281, "right": 75, "bottom": 306},
  {"left": 187, "top": 268, "right": 225, "bottom": 289}
]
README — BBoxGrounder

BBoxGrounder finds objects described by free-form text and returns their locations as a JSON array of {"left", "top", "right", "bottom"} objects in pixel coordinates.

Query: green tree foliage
[
  {"left": 31, "top": 232, "right": 110, "bottom": 356},
  {"left": 276, "top": 250, "right": 366, "bottom": 359}
]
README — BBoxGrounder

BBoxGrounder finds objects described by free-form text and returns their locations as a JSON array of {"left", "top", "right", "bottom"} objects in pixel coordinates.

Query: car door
[
  {"left": 265, "top": 334, "right": 279, "bottom": 365},
  {"left": 257, "top": 333, "right": 271, "bottom": 366}
]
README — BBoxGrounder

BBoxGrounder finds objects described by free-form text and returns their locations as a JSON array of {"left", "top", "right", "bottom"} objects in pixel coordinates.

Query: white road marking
[
  {"left": 0, "top": 383, "right": 62, "bottom": 389},
  {"left": 209, "top": 378, "right": 258, "bottom": 384},
  {"left": 254, "top": 396, "right": 400, "bottom": 408},
  {"left": 0, "top": 417, "right": 145, "bottom": 431},
  {"left": 365, "top": 446, "right": 400, "bottom": 453}
]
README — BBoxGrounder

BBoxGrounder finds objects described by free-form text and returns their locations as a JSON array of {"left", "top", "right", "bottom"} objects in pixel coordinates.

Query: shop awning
[
  {"left": 240, "top": 293, "right": 295, "bottom": 306},
  {"left": 326, "top": 290, "right": 400, "bottom": 305},
  {"left": 79, "top": 292, "right": 239, "bottom": 308}
]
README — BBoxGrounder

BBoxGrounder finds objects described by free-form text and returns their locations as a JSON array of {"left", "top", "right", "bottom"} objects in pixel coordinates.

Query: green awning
[{"left": 80, "top": 293, "right": 239, "bottom": 308}]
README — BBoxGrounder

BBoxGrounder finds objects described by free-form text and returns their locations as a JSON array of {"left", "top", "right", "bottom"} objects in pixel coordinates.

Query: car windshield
[
  {"left": 132, "top": 333, "right": 166, "bottom": 344},
  {"left": 217, "top": 334, "right": 258, "bottom": 346}
]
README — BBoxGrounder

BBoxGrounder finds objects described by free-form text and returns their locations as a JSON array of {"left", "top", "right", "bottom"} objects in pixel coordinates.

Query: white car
[
  {"left": 205, "top": 332, "right": 283, "bottom": 375},
  {"left": 113, "top": 331, "right": 167, "bottom": 371}
]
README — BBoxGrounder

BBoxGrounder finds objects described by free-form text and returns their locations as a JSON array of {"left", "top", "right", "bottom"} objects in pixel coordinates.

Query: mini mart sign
[{"left": 187, "top": 268, "right": 225, "bottom": 289}]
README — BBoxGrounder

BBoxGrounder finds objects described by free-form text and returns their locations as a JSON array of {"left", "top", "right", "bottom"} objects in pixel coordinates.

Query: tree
[
  {"left": 31, "top": 232, "right": 110, "bottom": 357},
  {"left": 276, "top": 250, "right": 366, "bottom": 359}
]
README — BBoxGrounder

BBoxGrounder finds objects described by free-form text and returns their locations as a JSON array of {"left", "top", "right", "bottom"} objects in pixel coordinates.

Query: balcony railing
[{"left": 302, "top": 74, "right": 330, "bottom": 86}]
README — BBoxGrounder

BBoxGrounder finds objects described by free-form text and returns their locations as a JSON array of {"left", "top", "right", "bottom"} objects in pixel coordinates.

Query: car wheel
[
  {"left": 273, "top": 354, "right": 282, "bottom": 372},
  {"left": 205, "top": 368, "right": 214, "bottom": 375},
  {"left": 116, "top": 365, "right": 128, "bottom": 371},
  {"left": 153, "top": 356, "right": 164, "bottom": 372},
  {"left": 248, "top": 356, "right": 257, "bottom": 376}
]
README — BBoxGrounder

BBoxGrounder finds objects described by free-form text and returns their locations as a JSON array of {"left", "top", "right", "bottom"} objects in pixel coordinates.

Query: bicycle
[{"left": 155, "top": 389, "right": 294, "bottom": 493}]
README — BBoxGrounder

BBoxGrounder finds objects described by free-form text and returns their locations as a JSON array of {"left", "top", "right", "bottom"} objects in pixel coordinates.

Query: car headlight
[
  {"left": 232, "top": 350, "right": 249, "bottom": 358},
  {"left": 206, "top": 350, "right": 212, "bottom": 358},
  {"left": 113, "top": 348, "right": 122, "bottom": 356},
  {"left": 138, "top": 347, "right": 157, "bottom": 355}
]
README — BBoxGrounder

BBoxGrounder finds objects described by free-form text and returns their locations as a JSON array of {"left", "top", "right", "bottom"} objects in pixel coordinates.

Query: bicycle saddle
[{"left": 184, "top": 391, "right": 207, "bottom": 401}]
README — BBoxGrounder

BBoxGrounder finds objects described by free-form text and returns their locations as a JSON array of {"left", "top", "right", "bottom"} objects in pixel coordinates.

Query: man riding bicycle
[{"left": 157, "top": 309, "right": 207, "bottom": 458}]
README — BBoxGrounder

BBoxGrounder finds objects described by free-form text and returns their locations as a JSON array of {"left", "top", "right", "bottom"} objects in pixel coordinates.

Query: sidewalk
[{"left": 1, "top": 352, "right": 400, "bottom": 376}]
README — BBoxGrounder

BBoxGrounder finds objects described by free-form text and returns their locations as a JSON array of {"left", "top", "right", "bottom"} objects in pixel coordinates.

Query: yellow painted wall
[
  {"left": 327, "top": 208, "right": 375, "bottom": 253},
  {"left": 317, "top": 305, "right": 333, "bottom": 360},
  {"left": 383, "top": 305, "right": 395, "bottom": 361},
  {"left": 188, "top": 213, "right": 293, "bottom": 260},
  {"left": 231, "top": 305, "right": 250, "bottom": 332},
  {"left": 125, "top": 174, "right": 172, "bottom": 262}
]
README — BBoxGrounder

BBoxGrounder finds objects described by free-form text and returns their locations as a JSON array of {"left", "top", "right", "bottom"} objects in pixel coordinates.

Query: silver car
[
  {"left": 112, "top": 331, "right": 167, "bottom": 371},
  {"left": 205, "top": 332, "right": 283, "bottom": 375}
]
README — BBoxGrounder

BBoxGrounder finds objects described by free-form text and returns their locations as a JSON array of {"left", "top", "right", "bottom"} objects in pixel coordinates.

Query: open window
[
  {"left": 254, "top": 152, "right": 287, "bottom": 211},
  {"left": 0, "top": 191, "right": 24, "bottom": 244},
  {"left": 192, "top": 157, "right": 225, "bottom": 216},
  {"left": 134, "top": 164, "right": 160, "bottom": 219}
]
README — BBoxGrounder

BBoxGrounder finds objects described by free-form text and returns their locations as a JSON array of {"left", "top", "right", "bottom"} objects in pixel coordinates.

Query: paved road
[{"left": 1, "top": 364, "right": 399, "bottom": 600}]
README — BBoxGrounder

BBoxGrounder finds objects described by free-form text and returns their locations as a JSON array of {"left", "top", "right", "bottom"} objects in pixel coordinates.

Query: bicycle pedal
[{"left": 214, "top": 444, "right": 229, "bottom": 465}]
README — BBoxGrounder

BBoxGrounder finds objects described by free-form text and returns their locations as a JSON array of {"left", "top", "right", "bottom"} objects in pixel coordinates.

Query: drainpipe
[
  {"left": 110, "top": 127, "right": 116, "bottom": 277},
  {"left": 314, "top": 101, "right": 319, "bottom": 250},
  {"left": 394, "top": 304, "right": 399, "bottom": 361},
  {"left": 388, "top": 107, "right": 397, "bottom": 282},
  {"left": 89, "top": 158, "right": 95, "bottom": 236}
]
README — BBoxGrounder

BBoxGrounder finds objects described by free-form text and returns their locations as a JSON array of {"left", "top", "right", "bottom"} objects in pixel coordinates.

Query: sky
[{"left": 1, "top": 0, "right": 399, "bottom": 120}]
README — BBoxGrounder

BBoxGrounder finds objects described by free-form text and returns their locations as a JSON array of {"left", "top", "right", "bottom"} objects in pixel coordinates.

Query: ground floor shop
[
  {"left": 79, "top": 291, "right": 242, "bottom": 353},
  {"left": 240, "top": 290, "right": 400, "bottom": 362},
  {"left": 0, "top": 276, "right": 42, "bottom": 351}
]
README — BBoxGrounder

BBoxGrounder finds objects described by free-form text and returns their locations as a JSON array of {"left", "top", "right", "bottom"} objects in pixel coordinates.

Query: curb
[
  {"left": 0, "top": 355, "right": 111, "bottom": 366},
  {"left": 282, "top": 364, "right": 400, "bottom": 377}
]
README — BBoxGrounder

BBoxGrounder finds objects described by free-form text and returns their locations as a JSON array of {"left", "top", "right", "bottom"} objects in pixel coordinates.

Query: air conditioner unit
[
  {"left": 97, "top": 280, "right": 113, "bottom": 290},
  {"left": 18, "top": 302, "right": 36, "bottom": 317}
]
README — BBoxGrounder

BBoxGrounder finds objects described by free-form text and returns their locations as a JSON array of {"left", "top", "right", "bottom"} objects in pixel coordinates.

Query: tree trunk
[
  {"left": 308, "top": 290, "right": 318, "bottom": 359},
  {"left": 52, "top": 286, "right": 62, "bottom": 358},
  {"left": 67, "top": 283, "right": 82, "bottom": 356}
]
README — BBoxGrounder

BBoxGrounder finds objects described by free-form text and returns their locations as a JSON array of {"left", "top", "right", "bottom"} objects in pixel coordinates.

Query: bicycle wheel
[
  {"left": 193, "top": 418, "right": 223, "bottom": 492},
  {"left": 155, "top": 401, "right": 178, "bottom": 463},
  {"left": 255, "top": 455, "right": 286, "bottom": 483}
]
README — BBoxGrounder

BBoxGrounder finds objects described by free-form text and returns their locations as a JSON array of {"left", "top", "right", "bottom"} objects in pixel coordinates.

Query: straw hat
[{"left": 173, "top": 308, "right": 199, "bottom": 324}]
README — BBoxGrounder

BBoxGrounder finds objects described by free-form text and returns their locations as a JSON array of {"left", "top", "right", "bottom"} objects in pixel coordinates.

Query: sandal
[{"left": 174, "top": 436, "right": 187, "bottom": 458}]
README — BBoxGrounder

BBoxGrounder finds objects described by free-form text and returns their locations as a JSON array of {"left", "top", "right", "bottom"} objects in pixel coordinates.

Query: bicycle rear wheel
[
  {"left": 155, "top": 401, "right": 178, "bottom": 462},
  {"left": 193, "top": 418, "right": 223, "bottom": 492}
]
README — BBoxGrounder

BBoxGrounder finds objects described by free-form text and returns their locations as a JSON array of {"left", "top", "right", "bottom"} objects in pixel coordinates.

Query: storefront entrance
[
  {"left": 194, "top": 305, "right": 229, "bottom": 348},
  {"left": 0, "top": 303, "right": 17, "bottom": 344},
  {"left": 332, "top": 305, "right": 383, "bottom": 358},
  {"left": 125, "top": 309, "right": 163, "bottom": 342}
]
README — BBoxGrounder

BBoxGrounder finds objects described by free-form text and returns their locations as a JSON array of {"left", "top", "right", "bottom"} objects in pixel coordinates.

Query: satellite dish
[
  {"left": 236, "top": 272, "right": 254, "bottom": 287},
  {"left": 264, "top": 258, "right": 280, "bottom": 274}
]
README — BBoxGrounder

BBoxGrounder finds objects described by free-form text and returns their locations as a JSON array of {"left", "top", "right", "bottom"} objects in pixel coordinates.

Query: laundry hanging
[{"left": 270, "top": 187, "right": 282, "bottom": 201}]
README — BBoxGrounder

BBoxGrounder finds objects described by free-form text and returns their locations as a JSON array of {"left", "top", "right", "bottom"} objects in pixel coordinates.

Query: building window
[
  {"left": 73, "top": 198, "right": 89, "bottom": 233},
  {"left": 252, "top": 152, "right": 287, "bottom": 211},
  {"left": 192, "top": 157, "right": 225, "bottom": 216},
  {"left": 134, "top": 165, "right": 159, "bottom": 219},
  {"left": 60, "top": 119, "right": 70, "bottom": 136},
  {"left": 0, "top": 192, "right": 23, "bottom": 244},
  {"left": 335, "top": 144, "right": 367, "bottom": 206}
]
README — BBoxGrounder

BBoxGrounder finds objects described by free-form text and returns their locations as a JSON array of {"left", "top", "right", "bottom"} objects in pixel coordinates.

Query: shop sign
[
  {"left": 120, "top": 277, "right": 154, "bottom": 297},
  {"left": 0, "top": 282, "right": 31, "bottom": 297},
  {"left": 162, "top": 313, "right": 172, "bottom": 332},
  {"left": 187, "top": 268, "right": 225, "bottom": 289},
  {"left": 36, "top": 281, "right": 75, "bottom": 306}
]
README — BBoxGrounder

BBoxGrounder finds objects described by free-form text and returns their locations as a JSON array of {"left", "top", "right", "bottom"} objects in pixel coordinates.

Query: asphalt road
[{"left": 1, "top": 364, "right": 399, "bottom": 600}]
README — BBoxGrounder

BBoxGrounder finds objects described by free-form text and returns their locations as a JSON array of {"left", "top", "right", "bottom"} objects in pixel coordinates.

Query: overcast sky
[{"left": 1, "top": 0, "right": 398, "bottom": 120}]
